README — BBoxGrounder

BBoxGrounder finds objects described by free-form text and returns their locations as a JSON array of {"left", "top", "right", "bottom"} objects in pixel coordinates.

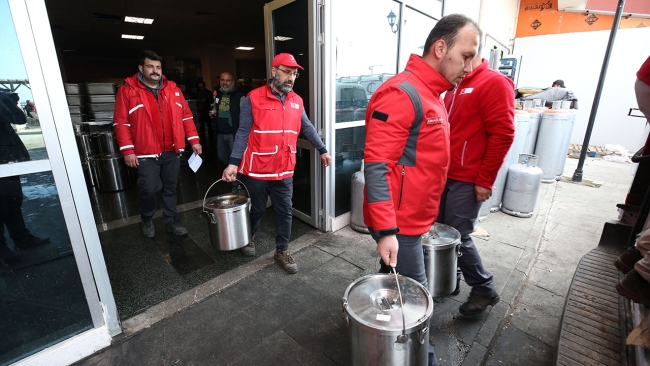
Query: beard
[
  {"left": 272, "top": 76, "right": 293, "bottom": 94},
  {"left": 220, "top": 84, "right": 235, "bottom": 93}
]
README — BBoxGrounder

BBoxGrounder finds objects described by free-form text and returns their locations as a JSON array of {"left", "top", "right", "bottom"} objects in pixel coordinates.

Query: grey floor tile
[{"left": 486, "top": 325, "right": 554, "bottom": 366}]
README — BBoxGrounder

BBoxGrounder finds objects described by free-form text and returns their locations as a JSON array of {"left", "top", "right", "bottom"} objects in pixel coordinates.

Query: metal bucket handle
[{"left": 202, "top": 178, "right": 251, "bottom": 215}]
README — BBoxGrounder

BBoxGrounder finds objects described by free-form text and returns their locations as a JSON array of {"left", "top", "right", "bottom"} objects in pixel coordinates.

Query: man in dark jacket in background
[
  {"left": 440, "top": 47, "right": 515, "bottom": 316},
  {"left": 0, "top": 89, "right": 50, "bottom": 263},
  {"left": 210, "top": 72, "right": 244, "bottom": 169}
]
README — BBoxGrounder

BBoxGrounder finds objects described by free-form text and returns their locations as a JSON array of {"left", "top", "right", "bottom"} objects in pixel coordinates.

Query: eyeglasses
[{"left": 276, "top": 67, "right": 300, "bottom": 79}]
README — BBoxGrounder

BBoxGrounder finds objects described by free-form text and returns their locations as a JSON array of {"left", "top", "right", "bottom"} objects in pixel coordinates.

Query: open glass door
[{"left": 264, "top": 0, "right": 324, "bottom": 228}]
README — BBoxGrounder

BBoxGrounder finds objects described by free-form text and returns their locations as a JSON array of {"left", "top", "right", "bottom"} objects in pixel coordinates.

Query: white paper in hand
[{"left": 188, "top": 152, "right": 202, "bottom": 173}]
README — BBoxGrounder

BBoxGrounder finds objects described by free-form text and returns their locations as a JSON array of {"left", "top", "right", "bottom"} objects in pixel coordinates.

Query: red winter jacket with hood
[
  {"left": 443, "top": 59, "right": 515, "bottom": 189},
  {"left": 113, "top": 73, "right": 199, "bottom": 158},
  {"left": 363, "top": 54, "right": 452, "bottom": 236}
]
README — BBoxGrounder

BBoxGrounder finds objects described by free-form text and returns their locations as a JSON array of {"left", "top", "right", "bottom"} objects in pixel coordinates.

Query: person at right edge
[
  {"left": 363, "top": 14, "right": 480, "bottom": 366},
  {"left": 614, "top": 55, "right": 650, "bottom": 306},
  {"left": 439, "top": 43, "right": 515, "bottom": 316}
]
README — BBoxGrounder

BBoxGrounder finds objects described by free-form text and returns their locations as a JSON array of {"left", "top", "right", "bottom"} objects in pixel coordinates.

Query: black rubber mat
[{"left": 555, "top": 248, "right": 630, "bottom": 366}]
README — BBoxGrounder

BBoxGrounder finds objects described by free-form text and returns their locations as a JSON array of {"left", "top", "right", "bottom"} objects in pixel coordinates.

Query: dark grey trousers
[
  {"left": 242, "top": 176, "right": 293, "bottom": 253},
  {"left": 437, "top": 179, "right": 495, "bottom": 297},
  {"left": 137, "top": 152, "right": 181, "bottom": 224}
]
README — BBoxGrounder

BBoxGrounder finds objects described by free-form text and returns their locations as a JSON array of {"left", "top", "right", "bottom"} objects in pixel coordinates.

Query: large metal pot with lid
[
  {"left": 203, "top": 179, "right": 252, "bottom": 251},
  {"left": 422, "top": 223, "right": 462, "bottom": 297},
  {"left": 342, "top": 273, "right": 433, "bottom": 366}
]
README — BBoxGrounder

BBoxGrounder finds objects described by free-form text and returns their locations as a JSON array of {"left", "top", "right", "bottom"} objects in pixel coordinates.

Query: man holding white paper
[{"left": 114, "top": 50, "right": 202, "bottom": 238}]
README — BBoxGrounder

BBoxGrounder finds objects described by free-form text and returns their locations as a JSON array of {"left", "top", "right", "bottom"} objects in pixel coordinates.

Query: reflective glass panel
[
  {"left": 293, "top": 147, "right": 311, "bottom": 215},
  {"left": 399, "top": 7, "right": 438, "bottom": 72},
  {"left": 0, "top": 0, "right": 48, "bottom": 164},
  {"left": 405, "top": 0, "right": 442, "bottom": 19},
  {"left": 334, "top": 126, "right": 366, "bottom": 216},
  {"left": 0, "top": 171, "right": 93, "bottom": 364}
]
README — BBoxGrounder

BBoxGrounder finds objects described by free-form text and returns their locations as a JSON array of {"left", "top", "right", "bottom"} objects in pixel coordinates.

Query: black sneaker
[
  {"left": 0, "top": 245, "right": 20, "bottom": 264},
  {"left": 142, "top": 218, "right": 155, "bottom": 238},
  {"left": 241, "top": 236, "right": 255, "bottom": 256},
  {"left": 13, "top": 234, "right": 50, "bottom": 250},
  {"left": 459, "top": 291, "right": 499, "bottom": 316},
  {"left": 166, "top": 221, "right": 188, "bottom": 236}
]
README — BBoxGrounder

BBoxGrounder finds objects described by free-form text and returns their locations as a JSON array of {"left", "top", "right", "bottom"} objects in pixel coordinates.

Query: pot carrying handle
[{"left": 202, "top": 178, "right": 251, "bottom": 214}]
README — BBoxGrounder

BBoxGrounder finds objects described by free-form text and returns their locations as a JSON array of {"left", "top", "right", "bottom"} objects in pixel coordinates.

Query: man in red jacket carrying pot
[
  {"left": 222, "top": 53, "right": 332, "bottom": 274},
  {"left": 363, "top": 14, "right": 481, "bottom": 366},
  {"left": 439, "top": 47, "right": 515, "bottom": 315},
  {"left": 114, "top": 50, "right": 202, "bottom": 238}
]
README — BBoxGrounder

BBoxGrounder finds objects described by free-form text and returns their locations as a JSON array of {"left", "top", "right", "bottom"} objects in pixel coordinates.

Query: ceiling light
[
  {"left": 122, "top": 34, "right": 144, "bottom": 40},
  {"left": 274, "top": 36, "right": 293, "bottom": 41},
  {"left": 125, "top": 16, "right": 154, "bottom": 24},
  {"left": 236, "top": 46, "right": 254, "bottom": 50}
]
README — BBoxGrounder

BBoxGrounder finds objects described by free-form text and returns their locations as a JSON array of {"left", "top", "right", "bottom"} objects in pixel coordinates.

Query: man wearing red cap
[{"left": 223, "top": 53, "right": 332, "bottom": 274}]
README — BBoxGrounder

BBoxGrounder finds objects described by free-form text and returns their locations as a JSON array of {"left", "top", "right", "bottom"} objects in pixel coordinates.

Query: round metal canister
[
  {"left": 534, "top": 109, "right": 572, "bottom": 183},
  {"left": 491, "top": 110, "right": 530, "bottom": 211},
  {"left": 75, "top": 132, "right": 97, "bottom": 161},
  {"left": 72, "top": 123, "right": 90, "bottom": 134},
  {"left": 88, "top": 153, "right": 136, "bottom": 192},
  {"left": 342, "top": 274, "right": 434, "bottom": 366},
  {"left": 554, "top": 109, "right": 576, "bottom": 179},
  {"left": 522, "top": 108, "right": 541, "bottom": 154},
  {"left": 502, "top": 154, "right": 543, "bottom": 218},
  {"left": 94, "top": 131, "right": 121, "bottom": 155},
  {"left": 203, "top": 179, "right": 252, "bottom": 251},
  {"left": 82, "top": 160, "right": 94, "bottom": 187},
  {"left": 422, "top": 223, "right": 461, "bottom": 297},
  {"left": 350, "top": 160, "right": 369, "bottom": 233}
]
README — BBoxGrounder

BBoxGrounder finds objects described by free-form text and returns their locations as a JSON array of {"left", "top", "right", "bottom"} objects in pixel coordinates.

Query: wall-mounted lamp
[{"left": 387, "top": 10, "right": 398, "bottom": 34}]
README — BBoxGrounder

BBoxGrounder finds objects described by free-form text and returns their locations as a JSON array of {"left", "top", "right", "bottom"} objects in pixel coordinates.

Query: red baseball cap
[{"left": 271, "top": 53, "right": 304, "bottom": 70}]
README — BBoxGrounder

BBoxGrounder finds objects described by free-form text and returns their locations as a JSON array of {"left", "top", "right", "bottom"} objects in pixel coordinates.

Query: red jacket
[
  {"left": 363, "top": 54, "right": 452, "bottom": 236},
  {"left": 238, "top": 85, "right": 303, "bottom": 180},
  {"left": 113, "top": 73, "right": 199, "bottom": 157},
  {"left": 443, "top": 59, "right": 515, "bottom": 189}
]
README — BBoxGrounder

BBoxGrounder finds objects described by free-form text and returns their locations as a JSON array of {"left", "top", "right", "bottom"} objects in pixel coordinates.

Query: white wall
[{"left": 514, "top": 27, "right": 650, "bottom": 151}]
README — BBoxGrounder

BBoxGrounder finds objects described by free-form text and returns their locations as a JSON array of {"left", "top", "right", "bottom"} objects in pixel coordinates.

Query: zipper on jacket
[
  {"left": 447, "top": 79, "right": 462, "bottom": 115},
  {"left": 158, "top": 97, "right": 166, "bottom": 151},
  {"left": 461, "top": 141, "right": 467, "bottom": 166},
  {"left": 397, "top": 166, "right": 405, "bottom": 210}
]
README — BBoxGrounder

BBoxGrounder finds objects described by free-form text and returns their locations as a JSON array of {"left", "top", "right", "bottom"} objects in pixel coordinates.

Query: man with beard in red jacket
[
  {"left": 114, "top": 50, "right": 202, "bottom": 238},
  {"left": 363, "top": 14, "right": 481, "bottom": 366},
  {"left": 440, "top": 46, "right": 515, "bottom": 316}
]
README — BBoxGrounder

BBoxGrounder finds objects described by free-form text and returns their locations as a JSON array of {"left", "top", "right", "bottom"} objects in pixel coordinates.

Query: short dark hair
[
  {"left": 552, "top": 79, "right": 565, "bottom": 88},
  {"left": 423, "top": 14, "right": 481, "bottom": 57},
  {"left": 139, "top": 50, "right": 163, "bottom": 66}
]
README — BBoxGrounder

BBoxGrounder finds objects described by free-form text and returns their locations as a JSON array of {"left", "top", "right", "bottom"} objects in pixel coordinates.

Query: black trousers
[
  {"left": 0, "top": 176, "right": 29, "bottom": 245},
  {"left": 242, "top": 176, "right": 293, "bottom": 253},
  {"left": 137, "top": 152, "right": 181, "bottom": 224}
]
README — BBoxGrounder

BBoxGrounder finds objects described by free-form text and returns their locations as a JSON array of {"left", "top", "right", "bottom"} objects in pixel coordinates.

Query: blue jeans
[
  {"left": 216, "top": 133, "right": 234, "bottom": 167},
  {"left": 368, "top": 228, "right": 439, "bottom": 366},
  {"left": 137, "top": 152, "right": 181, "bottom": 224},
  {"left": 437, "top": 179, "right": 495, "bottom": 297},
  {"left": 241, "top": 176, "right": 293, "bottom": 253}
]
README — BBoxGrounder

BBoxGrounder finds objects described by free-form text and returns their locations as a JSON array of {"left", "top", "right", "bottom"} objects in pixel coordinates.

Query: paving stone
[
  {"left": 475, "top": 301, "right": 510, "bottom": 347},
  {"left": 462, "top": 342, "right": 488, "bottom": 366},
  {"left": 232, "top": 330, "right": 336, "bottom": 366},
  {"left": 518, "top": 285, "right": 566, "bottom": 319},
  {"left": 486, "top": 325, "right": 554, "bottom": 366},
  {"left": 508, "top": 303, "right": 561, "bottom": 347}
]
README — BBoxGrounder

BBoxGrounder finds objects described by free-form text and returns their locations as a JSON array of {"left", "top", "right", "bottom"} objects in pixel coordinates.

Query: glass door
[
  {"left": 264, "top": 0, "right": 324, "bottom": 228},
  {"left": 2, "top": 0, "right": 118, "bottom": 363}
]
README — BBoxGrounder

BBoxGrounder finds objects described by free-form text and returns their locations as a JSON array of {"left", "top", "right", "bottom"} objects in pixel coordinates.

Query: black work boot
[
  {"left": 616, "top": 269, "right": 650, "bottom": 307},
  {"left": 142, "top": 218, "right": 155, "bottom": 238},
  {"left": 241, "top": 235, "right": 255, "bottom": 256},
  {"left": 459, "top": 291, "right": 499, "bottom": 316},
  {"left": 13, "top": 234, "right": 50, "bottom": 250},
  {"left": 614, "top": 248, "right": 643, "bottom": 274},
  {"left": 0, "top": 244, "right": 20, "bottom": 264}
]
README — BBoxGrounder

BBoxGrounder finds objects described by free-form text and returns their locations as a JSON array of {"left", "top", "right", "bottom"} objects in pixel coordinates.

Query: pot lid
[
  {"left": 344, "top": 274, "right": 432, "bottom": 331},
  {"left": 422, "top": 223, "right": 460, "bottom": 247},
  {"left": 204, "top": 194, "right": 249, "bottom": 210}
]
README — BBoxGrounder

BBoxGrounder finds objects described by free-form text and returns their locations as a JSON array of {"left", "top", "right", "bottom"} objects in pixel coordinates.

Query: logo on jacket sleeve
[
  {"left": 175, "top": 92, "right": 180, "bottom": 96},
  {"left": 426, "top": 116, "right": 444, "bottom": 125},
  {"left": 459, "top": 88, "right": 474, "bottom": 95},
  {"left": 290, "top": 103, "right": 300, "bottom": 109}
]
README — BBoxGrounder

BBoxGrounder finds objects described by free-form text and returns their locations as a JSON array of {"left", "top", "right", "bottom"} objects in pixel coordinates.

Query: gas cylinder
[
  {"left": 523, "top": 100, "right": 541, "bottom": 154},
  {"left": 535, "top": 105, "right": 572, "bottom": 183},
  {"left": 350, "top": 160, "right": 369, "bottom": 233},
  {"left": 501, "top": 154, "right": 543, "bottom": 218}
]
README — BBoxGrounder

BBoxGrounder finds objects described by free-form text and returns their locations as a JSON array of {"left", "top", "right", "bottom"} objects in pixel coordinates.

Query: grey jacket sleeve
[
  {"left": 300, "top": 109, "right": 328, "bottom": 154},
  {"left": 229, "top": 96, "right": 253, "bottom": 166}
]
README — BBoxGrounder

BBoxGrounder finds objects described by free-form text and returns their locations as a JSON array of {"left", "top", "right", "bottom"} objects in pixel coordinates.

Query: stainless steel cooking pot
[
  {"left": 75, "top": 132, "right": 97, "bottom": 161},
  {"left": 94, "top": 131, "right": 120, "bottom": 155},
  {"left": 342, "top": 274, "right": 433, "bottom": 366},
  {"left": 88, "top": 153, "right": 136, "bottom": 192},
  {"left": 422, "top": 223, "right": 462, "bottom": 298},
  {"left": 203, "top": 179, "right": 252, "bottom": 251}
]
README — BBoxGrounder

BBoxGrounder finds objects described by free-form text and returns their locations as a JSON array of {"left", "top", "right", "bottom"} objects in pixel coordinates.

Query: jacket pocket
[
  {"left": 250, "top": 145, "right": 278, "bottom": 174},
  {"left": 287, "top": 144, "right": 297, "bottom": 170}
]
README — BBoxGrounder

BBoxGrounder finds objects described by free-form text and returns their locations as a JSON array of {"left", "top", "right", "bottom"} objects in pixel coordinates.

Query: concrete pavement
[{"left": 73, "top": 157, "right": 634, "bottom": 366}]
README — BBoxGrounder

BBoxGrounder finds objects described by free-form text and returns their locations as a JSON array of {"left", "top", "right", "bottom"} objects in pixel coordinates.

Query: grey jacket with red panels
[
  {"left": 113, "top": 73, "right": 200, "bottom": 158},
  {"left": 363, "top": 54, "right": 452, "bottom": 236}
]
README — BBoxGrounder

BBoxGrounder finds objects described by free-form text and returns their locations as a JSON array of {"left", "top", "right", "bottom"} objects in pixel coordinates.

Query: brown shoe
[
  {"left": 241, "top": 235, "right": 255, "bottom": 256},
  {"left": 616, "top": 269, "right": 650, "bottom": 307},
  {"left": 274, "top": 249, "right": 298, "bottom": 274},
  {"left": 614, "top": 249, "right": 643, "bottom": 274}
]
